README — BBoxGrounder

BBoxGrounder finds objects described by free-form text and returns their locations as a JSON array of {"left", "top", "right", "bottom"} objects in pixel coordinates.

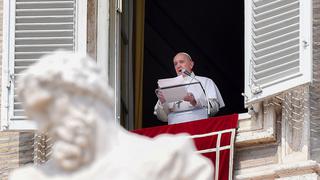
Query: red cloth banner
[{"left": 132, "top": 114, "right": 238, "bottom": 180}]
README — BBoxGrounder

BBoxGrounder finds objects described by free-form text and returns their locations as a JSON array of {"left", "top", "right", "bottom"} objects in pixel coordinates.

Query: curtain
[{"left": 134, "top": 0, "right": 145, "bottom": 129}]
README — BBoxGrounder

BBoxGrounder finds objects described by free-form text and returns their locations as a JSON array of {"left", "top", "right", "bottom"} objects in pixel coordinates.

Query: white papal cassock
[{"left": 154, "top": 72, "right": 225, "bottom": 124}]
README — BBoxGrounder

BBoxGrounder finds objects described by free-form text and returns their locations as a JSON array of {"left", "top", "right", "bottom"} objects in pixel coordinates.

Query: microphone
[
  {"left": 181, "top": 69, "right": 206, "bottom": 95},
  {"left": 181, "top": 69, "right": 212, "bottom": 113},
  {"left": 181, "top": 68, "right": 192, "bottom": 76}
]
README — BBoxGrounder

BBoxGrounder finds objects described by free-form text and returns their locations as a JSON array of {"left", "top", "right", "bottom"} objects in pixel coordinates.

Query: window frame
[
  {"left": 238, "top": 0, "right": 313, "bottom": 146},
  {"left": 244, "top": 0, "right": 313, "bottom": 104}
]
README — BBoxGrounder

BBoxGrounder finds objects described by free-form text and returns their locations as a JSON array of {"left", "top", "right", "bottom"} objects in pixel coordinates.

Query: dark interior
[{"left": 142, "top": 0, "right": 245, "bottom": 127}]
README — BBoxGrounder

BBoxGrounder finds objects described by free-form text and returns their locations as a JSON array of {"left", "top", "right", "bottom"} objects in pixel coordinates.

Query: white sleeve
[
  {"left": 204, "top": 78, "right": 225, "bottom": 108},
  {"left": 154, "top": 100, "right": 170, "bottom": 122},
  {"left": 208, "top": 98, "right": 220, "bottom": 117}
]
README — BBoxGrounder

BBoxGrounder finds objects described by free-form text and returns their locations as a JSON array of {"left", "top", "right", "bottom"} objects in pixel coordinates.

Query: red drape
[{"left": 132, "top": 114, "right": 238, "bottom": 180}]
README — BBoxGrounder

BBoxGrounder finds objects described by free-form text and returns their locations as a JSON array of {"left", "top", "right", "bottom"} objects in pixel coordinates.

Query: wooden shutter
[
  {"left": 1, "top": 0, "right": 86, "bottom": 130},
  {"left": 244, "top": 0, "right": 312, "bottom": 104}
]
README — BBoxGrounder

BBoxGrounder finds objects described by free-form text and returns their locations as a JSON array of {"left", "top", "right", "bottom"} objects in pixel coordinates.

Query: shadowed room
[{"left": 142, "top": 0, "right": 245, "bottom": 127}]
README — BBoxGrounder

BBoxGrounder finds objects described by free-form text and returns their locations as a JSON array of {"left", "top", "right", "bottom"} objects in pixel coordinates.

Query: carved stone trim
[
  {"left": 33, "top": 133, "right": 51, "bottom": 165},
  {"left": 236, "top": 99, "right": 281, "bottom": 148},
  {"left": 280, "top": 85, "right": 310, "bottom": 163},
  {"left": 235, "top": 160, "right": 320, "bottom": 180},
  {"left": 87, "top": 0, "right": 97, "bottom": 60}
]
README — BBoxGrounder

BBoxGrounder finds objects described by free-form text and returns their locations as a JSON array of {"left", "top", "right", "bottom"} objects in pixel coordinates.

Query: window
[
  {"left": 1, "top": 0, "right": 87, "bottom": 130},
  {"left": 238, "top": 0, "right": 312, "bottom": 146},
  {"left": 141, "top": 0, "right": 312, "bottom": 146},
  {"left": 244, "top": 0, "right": 312, "bottom": 104},
  {"left": 142, "top": 0, "right": 245, "bottom": 128}
]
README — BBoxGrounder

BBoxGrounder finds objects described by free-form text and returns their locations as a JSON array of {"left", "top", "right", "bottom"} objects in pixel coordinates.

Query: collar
[{"left": 183, "top": 72, "right": 196, "bottom": 81}]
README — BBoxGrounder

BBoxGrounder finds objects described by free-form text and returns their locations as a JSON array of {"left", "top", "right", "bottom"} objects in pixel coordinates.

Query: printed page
[{"left": 157, "top": 75, "right": 187, "bottom": 103}]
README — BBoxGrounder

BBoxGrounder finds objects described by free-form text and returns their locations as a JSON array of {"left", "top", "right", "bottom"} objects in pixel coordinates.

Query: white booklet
[{"left": 157, "top": 75, "right": 188, "bottom": 103}]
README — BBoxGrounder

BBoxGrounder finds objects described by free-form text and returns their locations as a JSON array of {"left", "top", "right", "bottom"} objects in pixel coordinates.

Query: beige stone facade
[
  {"left": 0, "top": 0, "right": 2, "bottom": 127},
  {"left": 0, "top": 132, "right": 34, "bottom": 180},
  {"left": 311, "top": 0, "right": 320, "bottom": 163}
]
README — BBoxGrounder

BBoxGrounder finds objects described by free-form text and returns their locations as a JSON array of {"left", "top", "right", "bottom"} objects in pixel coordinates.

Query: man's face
[{"left": 173, "top": 53, "right": 194, "bottom": 76}]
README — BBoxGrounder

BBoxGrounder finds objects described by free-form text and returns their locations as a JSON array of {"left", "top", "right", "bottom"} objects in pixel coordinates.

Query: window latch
[
  {"left": 241, "top": 93, "right": 248, "bottom": 102},
  {"left": 251, "top": 84, "right": 262, "bottom": 95},
  {"left": 248, "top": 102, "right": 262, "bottom": 117},
  {"left": 7, "top": 74, "right": 15, "bottom": 89},
  {"left": 2, "top": 124, "right": 9, "bottom": 130},
  {"left": 116, "top": 0, "right": 122, "bottom": 13},
  {"left": 302, "top": 40, "right": 309, "bottom": 49}
]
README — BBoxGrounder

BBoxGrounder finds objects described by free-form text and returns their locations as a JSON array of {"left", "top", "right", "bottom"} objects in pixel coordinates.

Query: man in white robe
[{"left": 154, "top": 52, "right": 225, "bottom": 124}]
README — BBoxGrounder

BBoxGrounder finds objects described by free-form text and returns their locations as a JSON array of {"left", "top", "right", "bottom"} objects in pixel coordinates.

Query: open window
[
  {"left": 141, "top": 0, "right": 312, "bottom": 146},
  {"left": 244, "top": 0, "right": 312, "bottom": 104},
  {"left": 1, "top": 0, "right": 87, "bottom": 130},
  {"left": 142, "top": 0, "right": 245, "bottom": 127},
  {"left": 238, "top": 0, "right": 312, "bottom": 146}
]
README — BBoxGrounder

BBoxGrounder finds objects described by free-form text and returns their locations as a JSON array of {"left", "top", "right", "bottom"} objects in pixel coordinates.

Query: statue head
[{"left": 17, "top": 51, "right": 114, "bottom": 172}]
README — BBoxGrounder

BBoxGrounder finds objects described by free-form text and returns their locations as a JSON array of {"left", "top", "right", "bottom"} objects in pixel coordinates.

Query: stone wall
[
  {"left": 310, "top": 0, "right": 320, "bottom": 163},
  {"left": 87, "top": 0, "right": 97, "bottom": 60},
  {"left": 0, "top": 132, "right": 35, "bottom": 180},
  {"left": 0, "top": 0, "right": 2, "bottom": 128}
]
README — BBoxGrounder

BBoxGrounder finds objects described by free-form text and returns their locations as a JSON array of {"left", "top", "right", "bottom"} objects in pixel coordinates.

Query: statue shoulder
[{"left": 9, "top": 166, "right": 46, "bottom": 180}]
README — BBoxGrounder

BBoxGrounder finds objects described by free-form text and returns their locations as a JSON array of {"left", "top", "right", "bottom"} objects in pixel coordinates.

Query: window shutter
[
  {"left": 1, "top": 0, "right": 87, "bottom": 130},
  {"left": 244, "top": 0, "right": 312, "bottom": 104}
]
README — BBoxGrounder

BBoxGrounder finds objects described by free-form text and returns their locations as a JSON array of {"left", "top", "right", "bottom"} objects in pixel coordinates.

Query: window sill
[{"left": 235, "top": 100, "right": 279, "bottom": 148}]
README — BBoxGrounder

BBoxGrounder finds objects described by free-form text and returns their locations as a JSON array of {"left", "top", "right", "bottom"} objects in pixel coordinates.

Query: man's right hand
[{"left": 156, "top": 89, "right": 166, "bottom": 104}]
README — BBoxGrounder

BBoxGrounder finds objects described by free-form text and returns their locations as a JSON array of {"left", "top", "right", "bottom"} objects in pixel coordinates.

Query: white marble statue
[{"left": 9, "top": 51, "right": 213, "bottom": 180}]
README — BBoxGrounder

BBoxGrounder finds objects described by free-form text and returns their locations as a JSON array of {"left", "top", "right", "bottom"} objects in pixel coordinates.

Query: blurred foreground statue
[{"left": 9, "top": 52, "right": 213, "bottom": 180}]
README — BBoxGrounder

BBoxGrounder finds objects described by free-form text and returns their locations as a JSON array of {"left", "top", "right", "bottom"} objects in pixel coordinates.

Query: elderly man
[
  {"left": 154, "top": 52, "right": 225, "bottom": 125},
  {"left": 9, "top": 51, "right": 213, "bottom": 180}
]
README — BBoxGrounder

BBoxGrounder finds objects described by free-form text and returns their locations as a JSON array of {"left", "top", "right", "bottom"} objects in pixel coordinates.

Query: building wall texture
[
  {"left": 310, "top": 0, "right": 320, "bottom": 163},
  {"left": 0, "top": 132, "right": 34, "bottom": 179},
  {"left": 0, "top": 0, "right": 2, "bottom": 128}
]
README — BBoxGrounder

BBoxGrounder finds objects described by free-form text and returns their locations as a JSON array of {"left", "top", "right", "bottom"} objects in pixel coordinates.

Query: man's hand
[
  {"left": 156, "top": 89, "right": 166, "bottom": 104},
  {"left": 183, "top": 93, "right": 197, "bottom": 106}
]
